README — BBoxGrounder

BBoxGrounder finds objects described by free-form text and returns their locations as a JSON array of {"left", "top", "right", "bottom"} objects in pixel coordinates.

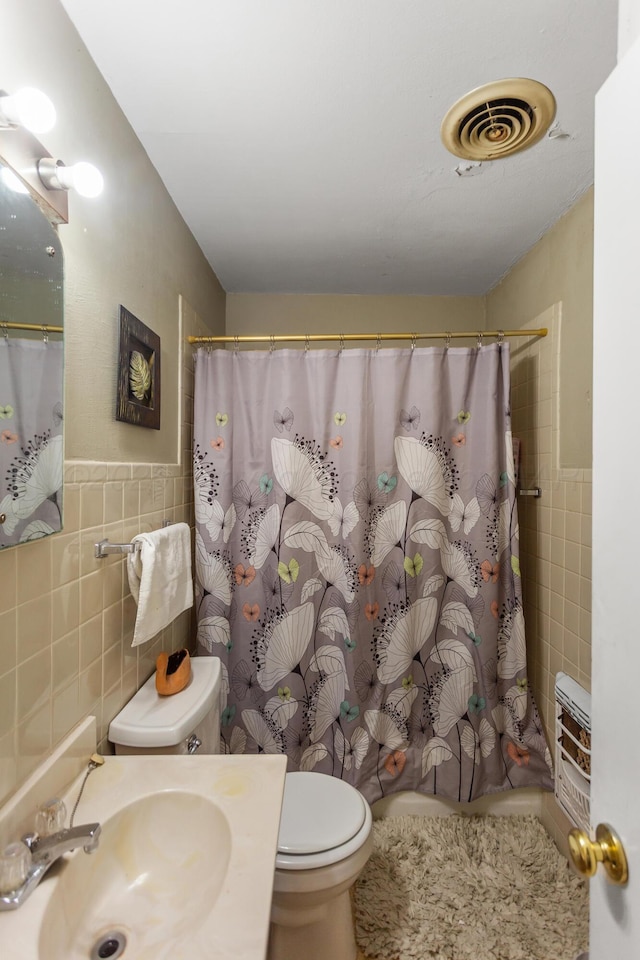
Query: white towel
[{"left": 127, "top": 522, "right": 194, "bottom": 647}]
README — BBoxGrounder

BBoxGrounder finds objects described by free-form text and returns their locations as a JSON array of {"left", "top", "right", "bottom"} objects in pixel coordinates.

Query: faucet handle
[
  {"left": 0, "top": 842, "right": 31, "bottom": 896},
  {"left": 35, "top": 797, "right": 67, "bottom": 837}
]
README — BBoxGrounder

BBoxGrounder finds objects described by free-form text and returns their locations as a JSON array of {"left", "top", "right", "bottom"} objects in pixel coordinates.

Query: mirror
[{"left": 0, "top": 158, "right": 64, "bottom": 548}]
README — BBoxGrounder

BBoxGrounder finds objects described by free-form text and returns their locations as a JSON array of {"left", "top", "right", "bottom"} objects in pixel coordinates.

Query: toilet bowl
[
  {"left": 268, "top": 771, "right": 373, "bottom": 960},
  {"left": 109, "top": 660, "right": 372, "bottom": 960}
]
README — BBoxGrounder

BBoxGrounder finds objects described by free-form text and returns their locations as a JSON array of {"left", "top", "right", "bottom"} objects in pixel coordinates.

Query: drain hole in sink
[{"left": 90, "top": 931, "right": 127, "bottom": 960}]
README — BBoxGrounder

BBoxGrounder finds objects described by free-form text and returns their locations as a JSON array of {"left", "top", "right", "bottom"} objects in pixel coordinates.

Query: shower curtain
[
  {"left": 193, "top": 344, "right": 552, "bottom": 802},
  {"left": 0, "top": 338, "right": 63, "bottom": 548}
]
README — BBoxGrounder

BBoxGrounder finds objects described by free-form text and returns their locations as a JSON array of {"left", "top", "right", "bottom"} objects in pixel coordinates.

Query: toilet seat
[{"left": 276, "top": 772, "right": 371, "bottom": 871}]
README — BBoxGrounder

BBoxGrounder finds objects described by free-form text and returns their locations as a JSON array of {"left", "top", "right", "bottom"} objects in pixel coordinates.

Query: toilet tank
[{"left": 109, "top": 657, "right": 221, "bottom": 756}]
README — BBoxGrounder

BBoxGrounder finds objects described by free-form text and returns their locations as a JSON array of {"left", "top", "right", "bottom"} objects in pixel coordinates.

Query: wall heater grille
[{"left": 554, "top": 672, "right": 591, "bottom": 832}]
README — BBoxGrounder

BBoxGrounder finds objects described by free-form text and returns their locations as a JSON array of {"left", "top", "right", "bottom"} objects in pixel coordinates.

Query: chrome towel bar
[
  {"left": 94, "top": 520, "right": 172, "bottom": 559},
  {"left": 94, "top": 539, "right": 140, "bottom": 558}
]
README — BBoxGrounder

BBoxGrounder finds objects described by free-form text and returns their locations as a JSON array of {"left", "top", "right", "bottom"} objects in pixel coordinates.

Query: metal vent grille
[{"left": 441, "top": 79, "right": 556, "bottom": 161}]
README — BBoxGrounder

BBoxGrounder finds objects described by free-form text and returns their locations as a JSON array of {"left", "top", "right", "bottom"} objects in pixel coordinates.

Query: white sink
[
  {"left": 0, "top": 751, "right": 287, "bottom": 960},
  {"left": 40, "top": 791, "right": 232, "bottom": 959}
]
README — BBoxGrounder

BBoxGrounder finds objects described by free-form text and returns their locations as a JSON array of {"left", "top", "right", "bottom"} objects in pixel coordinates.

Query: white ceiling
[{"left": 60, "top": 0, "right": 618, "bottom": 295}]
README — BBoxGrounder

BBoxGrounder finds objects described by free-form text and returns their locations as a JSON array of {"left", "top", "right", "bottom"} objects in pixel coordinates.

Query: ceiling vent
[{"left": 441, "top": 78, "right": 556, "bottom": 161}]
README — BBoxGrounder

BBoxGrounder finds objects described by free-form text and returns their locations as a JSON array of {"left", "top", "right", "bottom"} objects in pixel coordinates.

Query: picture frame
[{"left": 116, "top": 305, "right": 161, "bottom": 429}]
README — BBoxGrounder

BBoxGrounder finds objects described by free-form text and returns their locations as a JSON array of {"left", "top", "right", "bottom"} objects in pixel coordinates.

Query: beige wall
[
  {"left": 488, "top": 190, "right": 594, "bottom": 470},
  {"left": 227, "top": 293, "right": 485, "bottom": 341},
  {"left": 486, "top": 197, "right": 594, "bottom": 852},
  {"left": 0, "top": 301, "right": 212, "bottom": 805},
  {"left": 0, "top": 0, "right": 225, "bottom": 805},
  {"left": 485, "top": 193, "right": 594, "bottom": 713},
  {"left": 2, "top": 0, "right": 225, "bottom": 464}
]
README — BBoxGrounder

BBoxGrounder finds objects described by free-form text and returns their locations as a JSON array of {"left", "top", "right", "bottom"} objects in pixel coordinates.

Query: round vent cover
[{"left": 441, "top": 78, "right": 556, "bottom": 161}]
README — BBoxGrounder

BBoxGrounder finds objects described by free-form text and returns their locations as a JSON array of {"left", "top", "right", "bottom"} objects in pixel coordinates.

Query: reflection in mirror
[{"left": 0, "top": 158, "right": 64, "bottom": 549}]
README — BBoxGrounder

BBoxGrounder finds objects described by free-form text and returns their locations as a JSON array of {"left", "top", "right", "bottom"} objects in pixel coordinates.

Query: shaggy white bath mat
[{"left": 354, "top": 814, "right": 588, "bottom": 960}]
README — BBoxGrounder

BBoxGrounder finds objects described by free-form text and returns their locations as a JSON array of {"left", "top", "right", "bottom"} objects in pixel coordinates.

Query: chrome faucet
[{"left": 0, "top": 823, "right": 101, "bottom": 911}]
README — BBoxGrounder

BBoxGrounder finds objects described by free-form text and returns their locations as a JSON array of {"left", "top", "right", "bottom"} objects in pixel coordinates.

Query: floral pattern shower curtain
[
  {"left": 0, "top": 339, "right": 63, "bottom": 548},
  {"left": 193, "top": 344, "right": 552, "bottom": 802}
]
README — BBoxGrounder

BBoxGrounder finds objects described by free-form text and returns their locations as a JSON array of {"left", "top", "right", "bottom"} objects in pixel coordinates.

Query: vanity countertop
[{"left": 0, "top": 752, "right": 287, "bottom": 960}]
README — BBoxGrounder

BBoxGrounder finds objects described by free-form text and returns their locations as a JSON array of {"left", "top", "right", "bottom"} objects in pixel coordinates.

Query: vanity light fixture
[
  {"left": 0, "top": 87, "right": 56, "bottom": 134},
  {"left": 37, "top": 157, "right": 104, "bottom": 198},
  {"left": 0, "top": 85, "right": 100, "bottom": 221}
]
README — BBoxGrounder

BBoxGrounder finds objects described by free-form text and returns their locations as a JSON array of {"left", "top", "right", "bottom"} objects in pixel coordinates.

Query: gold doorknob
[{"left": 568, "top": 823, "right": 629, "bottom": 886}]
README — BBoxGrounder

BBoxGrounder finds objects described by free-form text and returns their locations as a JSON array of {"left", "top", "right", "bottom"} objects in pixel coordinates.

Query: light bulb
[
  {"left": 67, "top": 161, "right": 104, "bottom": 198},
  {"left": 37, "top": 158, "right": 104, "bottom": 198},
  {"left": 0, "top": 87, "right": 56, "bottom": 134}
]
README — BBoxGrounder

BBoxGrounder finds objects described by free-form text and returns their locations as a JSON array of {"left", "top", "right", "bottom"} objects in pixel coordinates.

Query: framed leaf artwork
[{"left": 116, "top": 305, "right": 161, "bottom": 429}]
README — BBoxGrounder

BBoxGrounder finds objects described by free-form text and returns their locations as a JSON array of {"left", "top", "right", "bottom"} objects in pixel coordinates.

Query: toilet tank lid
[{"left": 109, "top": 657, "right": 221, "bottom": 748}]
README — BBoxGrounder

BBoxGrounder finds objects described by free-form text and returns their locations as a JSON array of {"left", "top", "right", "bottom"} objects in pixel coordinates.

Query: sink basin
[
  {"left": 40, "top": 791, "right": 232, "bottom": 960},
  {"left": 0, "top": 750, "right": 287, "bottom": 960}
]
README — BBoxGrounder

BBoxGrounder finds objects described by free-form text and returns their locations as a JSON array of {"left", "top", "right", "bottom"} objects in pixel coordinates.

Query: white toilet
[
  {"left": 268, "top": 770, "right": 373, "bottom": 960},
  {"left": 109, "top": 657, "right": 373, "bottom": 960}
]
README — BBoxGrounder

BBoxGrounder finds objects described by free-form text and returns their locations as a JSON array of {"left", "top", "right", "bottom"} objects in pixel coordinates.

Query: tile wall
[
  {"left": 0, "top": 299, "right": 208, "bottom": 806},
  {"left": 510, "top": 305, "right": 592, "bottom": 849}
]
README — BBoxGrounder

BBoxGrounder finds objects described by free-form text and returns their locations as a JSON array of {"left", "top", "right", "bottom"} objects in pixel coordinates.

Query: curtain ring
[
  {"left": 339, "top": 333, "right": 345, "bottom": 355},
  {"left": 42, "top": 325, "right": 49, "bottom": 344},
  {"left": 476, "top": 331, "right": 483, "bottom": 350},
  {"left": 497, "top": 329, "right": 505, "bottom": 345},
  {"left": 376, "top": 333, "right": 382, "bottom": 353},
  {"left": 270, "top": 334, "right": 276, "bottom": 354},
  {"left": 444, "top": 331, "right": 451, "bottom": 349},
  {"left": 411, "top": 332, "right": 417, "bottom": 352},
  {"left": 304, "top": 333, "right": 310, "bottom": 354},
  {"left": 233, "top": 335, "right": 239, "bottom": 353},
  {"left": 1, "top": 323, "right": 8, "bottom": 340}
]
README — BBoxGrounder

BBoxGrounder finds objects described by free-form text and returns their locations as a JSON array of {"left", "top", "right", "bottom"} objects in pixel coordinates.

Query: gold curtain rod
[
  {"left": 1, "top": 321, "right": 63, "bottom": 334},
  {"left": 188, "top": 328, "right": 547, "bottom": 345}
]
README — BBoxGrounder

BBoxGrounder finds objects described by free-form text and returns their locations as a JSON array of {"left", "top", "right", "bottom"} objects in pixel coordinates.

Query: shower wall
[
  {"left": 228, "top": 190, "right": 594, "bottom": 850},
  {"left": 486, "top": 190, "right": 594, "bottom": 851}
]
